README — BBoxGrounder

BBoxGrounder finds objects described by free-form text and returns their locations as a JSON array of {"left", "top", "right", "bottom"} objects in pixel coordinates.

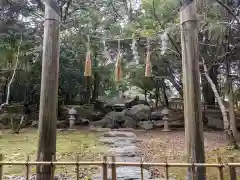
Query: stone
[
  {"left": 57, "top": 120, "right": 68, "bottom": 128},
  {"left": 149, "top": 111, "right": 163, "bottom": 121},
  {"left": 103, "top": 131, "right": 136, "bottom": 138},
  {"left": 91, "top": 104, "right": 151, "bottom": 129},
  {"left": 92, "top": 111, "right": 137, "bottom": 129},
  {"left": 125, "top": 104, "right": 151, "bottom": 121},
  {"left": 139, "top": 121, "right": 154, "bottom": 130},
  {"left": 31, "top": 120, "right": 38, "bottom": 128},
  {"left": 93, "top": 130, "right": 152, "bottom": 180}
]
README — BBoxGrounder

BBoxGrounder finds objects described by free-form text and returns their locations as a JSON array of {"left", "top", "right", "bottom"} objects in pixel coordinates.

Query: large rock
[
  {"left": 92, "top": 104, "right": 151, "bottom": 129},
  {"left": 125, "top": 104, "right": 151, "bottom": 121},
  {"left": 31, "top": 120, "right": 68, "bottom": 128},
  {"left": 91, "top": 111, "right": 137, "bottom": 129}
]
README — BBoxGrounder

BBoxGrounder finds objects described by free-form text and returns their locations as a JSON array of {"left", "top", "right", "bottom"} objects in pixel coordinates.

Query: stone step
[{"left": 103, "top": 131, "right": 136, "bottom": 138}]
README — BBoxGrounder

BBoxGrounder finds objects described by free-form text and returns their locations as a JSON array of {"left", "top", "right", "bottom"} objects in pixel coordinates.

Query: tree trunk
[
  {"left": 36, "top": 1, "right": 60, "bottom": 179},
  {"left": 155, "top": 87, "right": 160, "bottom": 107},
  {"left": 2, "top": 79, "right": 7, "bottom": 103},
  {"left": 5, "top": 36, "right": 22, "bottom": 105},
  {"left": 202, "top": 61, "right": 238, "bottom": 147},
  {"left": 226, "top": 44, "right": 239, "bottom": 141},
  {"left": 180, "top": 1, "right": 206, "bottom": 179},
  {"left": 144, "top": 89, "right": 147, "bottom": 102},
  {"left": 202, "top": 66, "right": 218, "bottom": 106},
  {"left": 227, "top": 80, "right": 239, "bottom": 140},
  {"left": 92, "top": 72, "right": 100, "bottom": 101}
]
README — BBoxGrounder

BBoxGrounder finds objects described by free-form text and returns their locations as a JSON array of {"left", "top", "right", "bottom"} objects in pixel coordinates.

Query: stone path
[
  {"left": 93, "top": 130, "right": 152, "bottom": 180},
  {"left": 92, "top": 129, "right": 176, "bottom": 180}
]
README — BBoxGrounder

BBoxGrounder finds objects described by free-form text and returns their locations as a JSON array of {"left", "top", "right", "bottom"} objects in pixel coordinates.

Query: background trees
[{"left": 0, "top": 0, "right": 239, "bottom": 121}]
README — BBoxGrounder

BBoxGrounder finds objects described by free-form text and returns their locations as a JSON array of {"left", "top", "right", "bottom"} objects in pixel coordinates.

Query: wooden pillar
[
  {"left": 180, "top": 0, "right": 206, "bottom": 180},
  {"left": 36, "top": 0, "right": 60, "bottom": 180}
]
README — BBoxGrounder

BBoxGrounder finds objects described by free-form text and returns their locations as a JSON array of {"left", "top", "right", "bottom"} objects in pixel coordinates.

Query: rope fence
[{"left": 0, "top": 154, "right": 239, "bottom": 180}]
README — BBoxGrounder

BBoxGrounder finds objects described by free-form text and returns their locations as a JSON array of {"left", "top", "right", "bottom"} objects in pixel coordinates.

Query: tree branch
[
  {"left": 215, "top": 0, "right": 240, "bottom": 24},
  {"left": 6, "top": 33, "right": 23, "bottom": 105}
]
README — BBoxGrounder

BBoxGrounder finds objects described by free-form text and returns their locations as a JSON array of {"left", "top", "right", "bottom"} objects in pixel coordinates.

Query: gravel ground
[
  {"left": 135, "top": 129, "right": 239, "bottom": 179},
  {"left": 4, "top": 174, "right": 72, "bottom": 180}
]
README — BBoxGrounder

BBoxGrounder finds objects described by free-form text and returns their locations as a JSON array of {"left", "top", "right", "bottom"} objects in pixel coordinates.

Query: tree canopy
[{"left": 0, "top": 0, "right": 239, "bottom": 107}]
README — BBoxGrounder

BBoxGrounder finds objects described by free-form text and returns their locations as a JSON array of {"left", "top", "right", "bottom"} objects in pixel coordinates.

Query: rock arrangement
[{"left": 91, "top": 104, "right": 151, "bottom": 129}]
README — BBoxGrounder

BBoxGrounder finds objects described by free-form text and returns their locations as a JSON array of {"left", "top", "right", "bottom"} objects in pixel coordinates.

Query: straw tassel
[
  {"left": 145, "top": 51, "right": 152, "bottom": 77},
  {"left": 84, "top": 51, "right": 92, "bottom": 77}
]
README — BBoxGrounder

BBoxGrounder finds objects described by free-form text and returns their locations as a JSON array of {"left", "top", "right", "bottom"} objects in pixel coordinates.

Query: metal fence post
[{"left": 228, "top": 156, "right": 237, "bottom": 180}]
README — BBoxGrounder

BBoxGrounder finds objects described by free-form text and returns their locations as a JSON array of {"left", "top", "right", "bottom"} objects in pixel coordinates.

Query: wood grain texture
[
  {"left": 36, "top": 1, "right": 60, "bottom": 180},
  {"left": 180, "top": 0, "right": 206, "bottom": 179}
]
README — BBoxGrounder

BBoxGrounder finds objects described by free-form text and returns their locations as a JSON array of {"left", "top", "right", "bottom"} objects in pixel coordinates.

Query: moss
[{"left": 0, "top": 129, "right": 105, "bottom": 177}]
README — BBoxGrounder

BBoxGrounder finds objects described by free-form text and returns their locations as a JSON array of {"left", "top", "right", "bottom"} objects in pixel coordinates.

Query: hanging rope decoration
[
  {"left": 145, "top": 38, "right": 152, "bottom": 77},
  {"left": 102, "top": 39, "right": 111, "bottom": 65},
  {"left": 115, "top": 39, "right": 122, "bottom": 83},
  {"left": 84, "top": 36, "right": 92, "bottom": 77},
  {"left": 131, "top": 38, "right": 140, "bottom": 65},
  {"left": 133, "top": 0, "right": 141, "bottom": 10}
]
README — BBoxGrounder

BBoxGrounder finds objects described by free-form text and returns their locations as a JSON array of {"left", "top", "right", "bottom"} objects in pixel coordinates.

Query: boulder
[
  {"left": 149, "top": 111, "right": 163, "bottom": 121},
  {"left": 31, "top": 120, "right": 69, "bottom": 129},
  {"left": 91, "top": 111, "right": 137, "bottom": 129},
  {"left": 31, "top": 120, "right": 38, "bottom": 128},
  {"left": 139, "top": 121, "right": 154, "bottom": 130},
  {"left": 125, "top": 104, "right": 151, "bottom": 121}
]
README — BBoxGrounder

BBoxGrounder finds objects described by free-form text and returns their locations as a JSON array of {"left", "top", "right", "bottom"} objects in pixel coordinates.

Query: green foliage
[
  {"left": 128, "top": 66, "right": 155, "bottom": 93},
  {"left": 0, "top": 0, "right": 239, "bottom": 105}
]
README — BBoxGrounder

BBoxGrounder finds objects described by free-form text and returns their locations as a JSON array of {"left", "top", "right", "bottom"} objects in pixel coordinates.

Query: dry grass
[
  {"left": 136, "top": 129, "right": 240, "bottom": 180},
  {"left": 0, "top": 129, "right": 105, "bottom": 178}
]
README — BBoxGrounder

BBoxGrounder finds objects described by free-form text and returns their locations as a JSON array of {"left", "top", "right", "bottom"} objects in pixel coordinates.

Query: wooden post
[
  {"left": 102, "top": 156, "right": 108, "bottom": 180},
  {"left": 180, "top": 0, "right": 206, "bottom": 180},
  {"left": 0, "top": 154, "right": 3, "bottom": 180},
  {"left": 228, "top": 156, "right": 237, "bottom": 180},
  {"left": 36, "top": 0, "right": 60, "bottom": 180},
  {"left": 165, "top": 158, "right": 169, "bottom": 180},
  {"left": 76, "top": 155, "right": 80, "bottom": 180},
  {"left": 217, "top": 156, "right": 224, "bottom": 180},
  {"left": 25, "top": 155, "right": 30, "bottom": 180},
  {"left": 140, "top": 158, "right": 144, "bottom": 180},
  {"left": 111, "top": 156, "right": 117, "bottom": 180}
]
